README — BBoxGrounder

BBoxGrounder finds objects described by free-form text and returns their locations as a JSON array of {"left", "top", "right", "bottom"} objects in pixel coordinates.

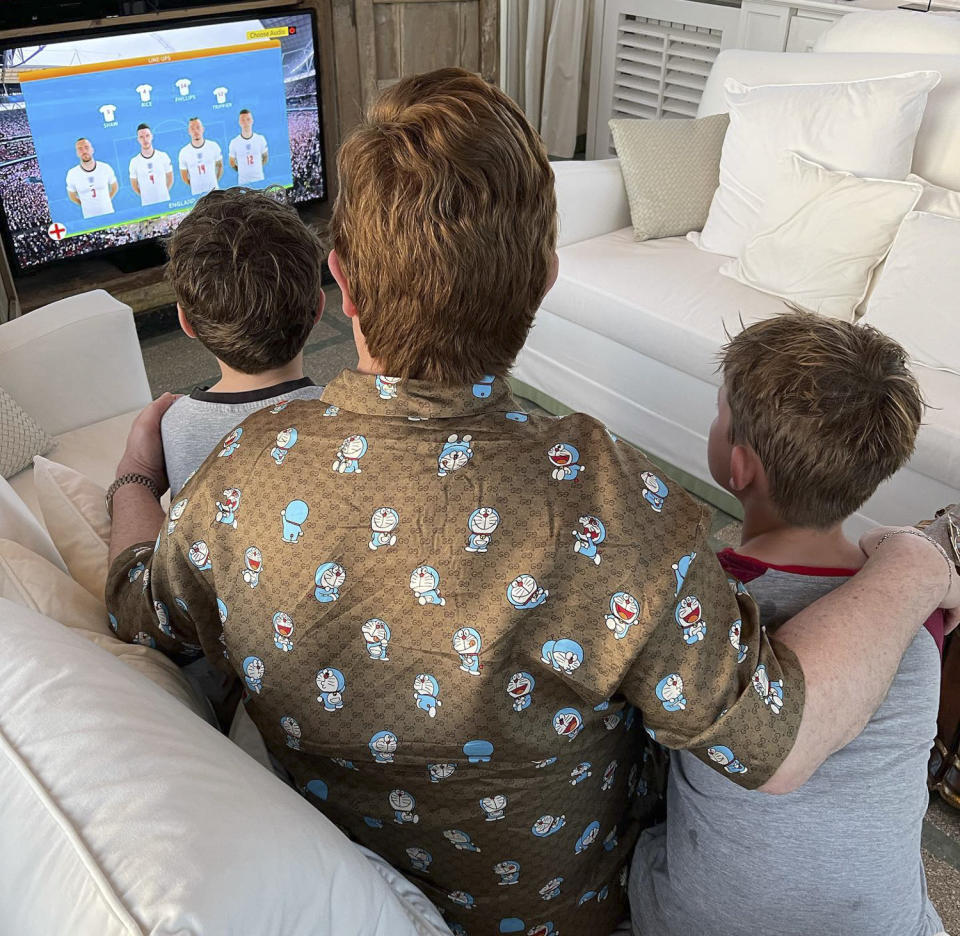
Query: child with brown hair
[
  {"left": 630, "top": 311, "right": 946, "bottom": 936},
  {"left": 160, "top": 187, "right": 327, "bottom": 495}
]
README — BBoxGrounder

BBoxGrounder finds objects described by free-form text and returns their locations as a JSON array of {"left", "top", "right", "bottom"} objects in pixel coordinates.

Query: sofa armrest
[
  {"left": 0, "top": 290, "right": 152, "bottom": 436},
  {"left": 552, "top": 158, "right": 631, "bottom": 248}
]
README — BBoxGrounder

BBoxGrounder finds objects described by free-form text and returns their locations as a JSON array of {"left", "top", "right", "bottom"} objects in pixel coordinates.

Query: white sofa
[
  {"left": 0, "top": 291, "right": 452, "bottom": 935},
  {"left": 1, "top": 289, "right": 152, "bottom": 520},
  {"left": 514, "top": 50, "right": 960, "bottom": 534}
]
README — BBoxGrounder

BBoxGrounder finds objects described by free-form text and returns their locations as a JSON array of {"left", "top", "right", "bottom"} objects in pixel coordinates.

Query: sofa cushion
[
  {"left": 720, "top": 152, "right": 922, "bottom": 321},
  {"left": 33, "top": 456, "right": 111, "bottom": 601},
  {"left": 544, "top": 228, "right": 788, "bottom": 386},
  {"left": 0, "top": 602, "right": 450, "bottom": 936},
  {"left": 0, "top": 472, "right": 66, "bottom": 571},
  {"left": 0, "top": 385, "right": 54, "bottom": 479},
  {"left": 543, "top": 228, "right": 959, "bottom": 491}
]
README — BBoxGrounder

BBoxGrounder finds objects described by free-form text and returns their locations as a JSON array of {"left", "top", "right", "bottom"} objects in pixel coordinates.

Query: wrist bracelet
[
  {"left": 106, "top": 473, "right": 162, "bottom": 519},
  {"left": 875, "top": 528, "right": 955, "bottom": 591}
]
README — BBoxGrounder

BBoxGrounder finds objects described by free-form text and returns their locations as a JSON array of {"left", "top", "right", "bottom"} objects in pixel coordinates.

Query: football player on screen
[
  {"left": 129, "top": 123, "right": 174, "bottom": 207},
  {"left": 229, "top": 109, "right": 269, "bottom": 184},
  {"left": 178, "top": 117, "right": 223, "bottom": 196},
  {"left": 65, "top": 137, "right": 118, "bottom": 219}
]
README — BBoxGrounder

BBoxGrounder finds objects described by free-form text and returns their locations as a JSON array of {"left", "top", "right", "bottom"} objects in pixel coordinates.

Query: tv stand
[{"left": 110, "top": 241, "right": 168, "bottom": 275}]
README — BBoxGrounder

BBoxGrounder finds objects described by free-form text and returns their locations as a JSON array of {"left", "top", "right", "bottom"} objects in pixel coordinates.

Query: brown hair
[
  {"left": 329, "top": 67, "right": 557, "bottom": 383},
  {"left": 721, "top": 312, "right": 923, "bottom": 528},
  {"left": 166, "top": 187, "right": 324, "bottom": 374}
]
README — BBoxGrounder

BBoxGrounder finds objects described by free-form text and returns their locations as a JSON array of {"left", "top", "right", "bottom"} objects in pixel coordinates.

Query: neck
[
  {"left": 140, "top": 148, "right": 154, "bottom": 157},
  {"left": 191, "top": 139, "right": 204, "bottom": 147},
  {"left": 738, "top": 506, "right": 864, "bottom": 570},
  {"left": 241, "top": 130, "right": 253, "bottom": 139},
  {"left": 208, "top": 355, "right": 305, "bottom": 394}
]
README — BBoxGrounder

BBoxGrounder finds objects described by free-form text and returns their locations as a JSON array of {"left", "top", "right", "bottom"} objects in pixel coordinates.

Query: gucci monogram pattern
[{"left": 107, "top": 371, "right": 803, "bottom": 935}]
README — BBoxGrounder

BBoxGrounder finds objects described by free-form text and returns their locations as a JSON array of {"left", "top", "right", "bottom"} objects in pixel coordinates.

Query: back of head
[
  {"left": 330, "top": 67, "right": 557, "bottom": 383},
  {"left": 722, "top": 312, "right": 923, "bottom": 528},
  {"left": 167, "top": 187, "right": 324, "bottom": 374}
]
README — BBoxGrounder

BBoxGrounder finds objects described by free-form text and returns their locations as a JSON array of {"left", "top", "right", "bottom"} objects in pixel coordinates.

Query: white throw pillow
[
  {"left": 866, "top": 211, "right": 960, "bottom": 377},
  {"left": 693, "top": 70, "right": 939, "bottom": 258},
  {"left": 32, "top": 456, "right": 110, "bottom": 600},
  {"left": 907, "top": 172, "right": 960, "bottom": 216},
  {"left": 813, "top": 10, "right": 960, "bottom": 55},
  {"left": 720, "top": 152, "right": 922, "bottom": 320}
]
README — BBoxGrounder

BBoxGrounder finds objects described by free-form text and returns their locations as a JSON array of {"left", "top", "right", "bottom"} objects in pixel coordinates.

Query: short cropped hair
[
  {"left": 330, "top": 67, "right": 557, "bottom": 383},
  {"left": 166, "top": 188, "right": 324, "bottom": 374},
  {"left": 137, "top": 123, "right": 150, "bottom": 131},
  {"left": 239, "top": 108, "right": 251, "bottom": 116},
  {"left": 721, "top": 313, "right": 923, "bottom": 528}
]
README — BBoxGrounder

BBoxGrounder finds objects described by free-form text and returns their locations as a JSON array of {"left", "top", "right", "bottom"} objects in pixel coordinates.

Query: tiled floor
[{"left": 140, "top": 285, "right": 960, "bottom": 932}]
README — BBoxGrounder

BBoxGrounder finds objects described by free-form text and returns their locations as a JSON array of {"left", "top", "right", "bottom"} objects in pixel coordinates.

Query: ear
[
  {"left": 729, "top": 443, "right": 759, "bottom": 493},
  {"left": 315, "top": 287, "right": 326, "bottom": 325},
  {"left": 327, "top": 249, "right": 358, "bottom": 319},
  {"left": 543, "top": 251, "right": 559, "bottom": 298},
  {"left": 177, "top": 304, "right": 197, "bottom": 339}
]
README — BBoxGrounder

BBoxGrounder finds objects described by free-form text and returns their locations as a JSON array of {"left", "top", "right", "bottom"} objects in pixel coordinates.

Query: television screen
[{"left": 0, "top": 10, "right": 325, "bottom": 271}]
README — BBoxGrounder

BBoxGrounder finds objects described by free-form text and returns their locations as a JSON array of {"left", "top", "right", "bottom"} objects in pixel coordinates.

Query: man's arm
[
  {"left": 180, "top": 169, "right": 190, "bottom": 186},
  {"left": 109, "top": 180, "right": 118, "bottom": 199},
  {"left": 165, "top": 170, "right": 174, "bottom": 190},
  {"left": 130, "top": 177, "right": 141, "bottom": 196},
  {"left": 215, "top": 159, "right": 223, "bottom": 180},
  {"left": 621, "top": 507, "right": 956, "bottom": 796},
  {"left": 262, "top": 150, "right": 268, "bottom": 167},
  {"left": 229, "top": 155, "right": 238, "bottom": 170},
  {"left": 763, "top": 530, "right": 956, "bottom": 793},
  {"left": 109, "top": 393, "right": 178, "bottom": 565},
  {"left": 67, "top": 190, "right": 81, "bottom": 206}
]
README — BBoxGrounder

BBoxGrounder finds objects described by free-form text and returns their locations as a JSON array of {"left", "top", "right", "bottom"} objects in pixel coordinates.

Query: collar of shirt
[{"left": 319, "top": 369, "right": 521, "bottom": 419}]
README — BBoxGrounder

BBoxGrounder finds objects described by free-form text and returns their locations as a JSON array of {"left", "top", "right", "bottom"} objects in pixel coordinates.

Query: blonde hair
[
  {"left": 721, "top": 313, "right": 924, "bottom": 528},
  {"left": 330, "top": 67, "right": 557, "bottom": 383}
]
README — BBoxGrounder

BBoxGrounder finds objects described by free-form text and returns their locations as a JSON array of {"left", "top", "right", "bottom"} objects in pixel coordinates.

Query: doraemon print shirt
[{"left": 106, "top": 370, "right": 804, "bottom": 935}]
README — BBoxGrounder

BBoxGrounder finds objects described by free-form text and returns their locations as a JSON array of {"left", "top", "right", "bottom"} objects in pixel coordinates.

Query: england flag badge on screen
[{"left": 48, "top": 222, "right": 67, "bottom": 241}]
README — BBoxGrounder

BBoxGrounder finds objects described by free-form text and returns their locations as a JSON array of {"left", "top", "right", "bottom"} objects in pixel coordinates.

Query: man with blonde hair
[{"left": 106, "top": 69, "right": 958, "bottom": 933}]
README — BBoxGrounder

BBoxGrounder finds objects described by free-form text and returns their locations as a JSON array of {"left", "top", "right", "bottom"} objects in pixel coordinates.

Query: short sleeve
[
  {"left": 178, "top": 149, "right": 188, "bottom": 170},
  {"left": 65, "top": 171, "right": 76, "bottom": 194},
  {"left": 105, "top": 507, "right": 224, "bottom": 668},
  {"left": 212, "top": 141, "right": 223, "bottom": 159},
  {"left": 228, "top": 137, "right": 237, "bottom": 159},
  {"left": 128, "top": 157, "right": 137, "bottom": 178},
  {"left": 260, "top": 135, "right": 268, "bottom": 153},
  {"left": 620, "top": 508, "right": 805, "bottom": 789},
  {"left": 163, "top": 153, "right": 173, "bottom": 173},
  {"left": 106, "top": 164, "right": 117, "bottom": 185}
]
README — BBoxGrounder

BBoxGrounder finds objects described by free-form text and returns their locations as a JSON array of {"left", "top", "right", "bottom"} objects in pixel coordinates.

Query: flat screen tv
[{"left": 0, "top": 9, "right": 326, "bottom": 272}]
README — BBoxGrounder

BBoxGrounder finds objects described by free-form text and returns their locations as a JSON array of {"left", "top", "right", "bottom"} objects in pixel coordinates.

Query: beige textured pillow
[
  {"left": 33, "top": 456, "right": 110, "bottom": 600},
  {"left": 0, "top": 537, "right": 210, "bottom": 719},
  {"left": 609, "top": 114, "right": 729, "bottom": 242},
  {"left": 0, "top": 387, "right": 54, "bottom": 479}
]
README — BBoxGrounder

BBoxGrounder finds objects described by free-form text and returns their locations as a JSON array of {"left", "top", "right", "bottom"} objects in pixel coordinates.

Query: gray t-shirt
[
  {"left": 161, "top": 378, "right": 326, "bottom": 495},
  {"left": 630, "top": 550, "right": 944, "bottom": 936}
]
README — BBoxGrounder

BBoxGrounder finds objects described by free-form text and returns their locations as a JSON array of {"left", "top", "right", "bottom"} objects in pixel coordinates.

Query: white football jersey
[
  {"left": 99, "top": 104, "right": 117, "bottom": 122},
  {"left": 229, "top": 132, "right": 268, "bottom": 184},
  {"left": 178, "top": 139, "right": 222, "bottom": 195},
  {"left": 65, "top": 161, "right": 117, "bottom": 219},
  {"left": 213, "top": 86, "right": 229, "bottom": 104},
  {"left": 136, "top": 84, "right": 152, "bottom": 103},
  {"left": 175, "top": 78, "right": 192, "bottom": 96},
  {"left": 129, "top": 150, "right": 173, "bottom": 206}
]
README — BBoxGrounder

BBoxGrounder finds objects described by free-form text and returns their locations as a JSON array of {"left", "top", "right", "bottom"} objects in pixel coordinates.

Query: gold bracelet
[{"left": 105, "top": 473, "right": 162, "bottom": 519}]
